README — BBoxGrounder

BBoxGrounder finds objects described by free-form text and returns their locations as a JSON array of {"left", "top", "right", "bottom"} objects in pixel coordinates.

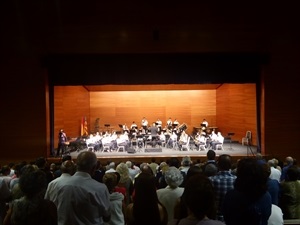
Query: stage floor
[{"left": 67, "top": 142, "right": 258, "bottom": 161}]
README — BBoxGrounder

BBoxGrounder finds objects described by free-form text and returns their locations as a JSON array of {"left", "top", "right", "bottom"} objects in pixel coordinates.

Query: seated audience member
[
  {"left": 222, "top": 157, "right": 272, "bottom": 225},
  {"left": 279, "top": 165, "right": 300, "bottom": 219},
  {"left": 102, "top": 172, "right": 125, "bottom": 225},
  {"left": 4, "top": 164, "right": 57, "bottom": 225},
  {"left": 126, "top": 172, "right": 168, "bottom": 225},
  {"left": 157, "top": 166, "right": 184, "bottom": 222},
  {"left": 168, "top": 174, "right": 225, "bottom": 225}
]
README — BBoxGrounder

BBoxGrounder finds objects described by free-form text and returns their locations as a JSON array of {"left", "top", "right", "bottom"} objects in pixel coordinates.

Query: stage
[{"left": 48, "top": 142, "right": 258, "bottom": 164}]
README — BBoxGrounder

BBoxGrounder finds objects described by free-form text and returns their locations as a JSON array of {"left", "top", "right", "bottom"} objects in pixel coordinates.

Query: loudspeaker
[
  {"left": 144, "top": 148, "right": 162, "bottom": 153},
  {"left": 127, "top": 148, "right": 136, "bottom": 154}
]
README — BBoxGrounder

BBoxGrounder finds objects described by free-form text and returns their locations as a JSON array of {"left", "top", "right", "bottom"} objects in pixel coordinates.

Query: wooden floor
[{"left": 48, "top": 142, "right": 258, "bottom": 164}]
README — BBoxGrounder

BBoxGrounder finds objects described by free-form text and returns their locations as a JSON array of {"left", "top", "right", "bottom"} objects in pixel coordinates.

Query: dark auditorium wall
[{"left": 1, "top": 2, "right": 300, "bottom": 164}]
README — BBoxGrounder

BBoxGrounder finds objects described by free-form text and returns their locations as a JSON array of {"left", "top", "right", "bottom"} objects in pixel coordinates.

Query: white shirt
[
  {"left": 56, "top": 171, "right": 111, "bottom": 225},
  {"left": 269, "top": 167, "right": 281, "bottom": 182},
  {"left": 268, "top": 204, "right": 283, "bottom": 225},
  {"left": 157, "top": 186, "right": 184, "bottom": 222},
  {"left": 44, "top": 173, "right": 73, "bottom": 206}
]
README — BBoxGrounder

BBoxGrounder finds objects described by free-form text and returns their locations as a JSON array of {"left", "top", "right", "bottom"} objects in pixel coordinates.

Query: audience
[{"left": 2, "top": 152, "right": 300, "bottom": 225}]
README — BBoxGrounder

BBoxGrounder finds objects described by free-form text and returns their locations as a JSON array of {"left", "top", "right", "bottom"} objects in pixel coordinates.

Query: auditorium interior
[{"left": 1, "top": 2, "right": 300, "bottom": 166}]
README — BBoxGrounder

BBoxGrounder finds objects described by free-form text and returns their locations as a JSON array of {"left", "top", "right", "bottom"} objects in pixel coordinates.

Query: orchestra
[{"left": 69, "top": 117, "right": 219, "bottom": 153}]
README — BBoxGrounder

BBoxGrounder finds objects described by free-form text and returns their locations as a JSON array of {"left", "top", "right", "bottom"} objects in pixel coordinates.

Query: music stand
[
  {"left": 227, "top": 132, "right": 235, "bottom": 150},
  {"left": 247, "top": 140, "right": 255, "bottom": 157}
]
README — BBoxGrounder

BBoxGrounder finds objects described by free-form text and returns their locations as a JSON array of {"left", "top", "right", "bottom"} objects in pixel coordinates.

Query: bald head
[{"left": 76, "top": 151, "right": 98, "bottom": 174}]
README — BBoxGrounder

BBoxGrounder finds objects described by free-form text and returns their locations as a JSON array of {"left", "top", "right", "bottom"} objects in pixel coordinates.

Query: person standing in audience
[
  {"left": 267, "top": 159, "right": 281, "bottom": 182},
  {"left": 279, "top": 165, "right": 300, "bottom": 219},
  {"left": 4, "top": 164, "right": 57, "bottom": 225},
  {"left": 222, "top": 157, "right": 272, "bottom": 225},
  {"left": 209, "top": 154, "right": 237, "bottom": 222},
  {"left": 0, "top": 174, "right": 11, "bottom": 224},
  {"left": 280, "top": 156, "right": 294, "bottom": 182},
  {"left": 267, "top": 204, "right": 283, "bottom": 225},
  {"left": 44, "top": 160, "right": 76, "bottom": 206},
  {"left": 116, "top": 162, "right": 134, "bottom": 207},
  {"left": 126, "top": 172, "right": 168, "bottom": 225},
  {"left": 201, "top": 150, "right": 217, "bottom": 173},
  {"left": 102, "top": 172, "right": 125, "bottom": 225},
  {"left": 54, "top": 151, "right": 111, "bottom": 225},
  {"left": 157, "top": 166, "right": 184, "bottom": 222},
  {"left": 168, "top": 174, "right": 225, "bottom": 225},
  {"left": 261, "top": 163, "right": 280, "bottom": 206}
]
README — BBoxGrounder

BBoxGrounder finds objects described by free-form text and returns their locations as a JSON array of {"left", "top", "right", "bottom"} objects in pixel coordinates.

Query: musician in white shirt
[
  {"left": 179, "top": 130, "right": 188, "bottom": 149},
  {"left": 141, "top": 117, "right": 148, "bottom": 132},
  {"left": 207, "top": 131, "right": 217, "bottom": 149},
  {"left": 167, "top": 131, "right": 178, "bottom": 149},
  {"left": 201, "top": 119, "right": 209, "bottom": 128},
  {"left": 211, "top": 132, "right": 224, "bottom": 150},
  {"left": 166, "top": 117, "right": 172, "bottom": 129}
]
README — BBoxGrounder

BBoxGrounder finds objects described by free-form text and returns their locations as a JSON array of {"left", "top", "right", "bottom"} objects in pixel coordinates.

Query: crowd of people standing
[{"left": 1, "top": 152, "right": 300, "bottom": 225}]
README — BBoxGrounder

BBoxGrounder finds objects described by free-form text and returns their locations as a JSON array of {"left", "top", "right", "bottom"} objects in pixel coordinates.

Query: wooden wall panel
[
  {"left": 217, "top": 84, "right": 257, "bottom": 146},
  {"left": 54, "top": 86, "right": 90, "bottom": 148},
  {"left": 89, "top": 89, "right": 216, "bottom": 135}
]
